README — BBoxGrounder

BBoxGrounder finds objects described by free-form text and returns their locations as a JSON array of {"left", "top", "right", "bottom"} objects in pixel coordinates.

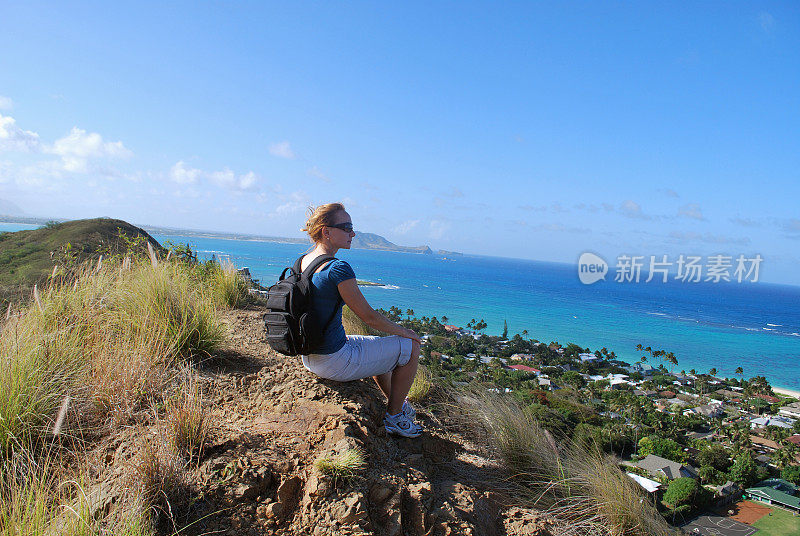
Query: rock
[
  {"left": 503, "top": 507, "right": 556, "bottom": 536},
  {"left": 369, "top": 483, "right": 394, "bottom": 504},
  {"left": 403, "top": 482, "right": 433, "bottom": 536},
  {"left": 338, "top": 493, "right": 367, "bottom": 525},
  {"left": 277, "top": 475, "right": 301, "bottom": 505},
  {"left": 264, "top": 502, "right": 283, "bottom": 518},
  {"left": 232, "top": 482, "right": 261, "bottom": 500}
]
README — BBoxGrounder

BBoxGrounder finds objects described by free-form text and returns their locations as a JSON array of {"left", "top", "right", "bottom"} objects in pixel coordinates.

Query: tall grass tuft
[
  {"left": 463, "top": 390, "right": 675, "bottom": 536},
  {"left": 164, "top": 374, "right": 208, "bottom": 461},
  {"left": 407, "top": 365, "right": 433, "bottom": 403},
  {"left": 1, "top": 256, "right": 227, "bottom": 456},
  {"left": 207, "top": 258, "right": 249, "bottom": 309},
  {"left": 134, "top": 439, "right": 189, "bottom": 520},
  {"left": 0, "top": 450, "right": 154, "bottom": 536},
  {"left": 313, "top": 447, "right": 366, "bottom": 483}
]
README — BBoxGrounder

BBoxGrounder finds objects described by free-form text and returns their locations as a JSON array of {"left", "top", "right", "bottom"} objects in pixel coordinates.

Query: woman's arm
[{"left": 337, "top": 278, "right": 420, "bottom": 342}]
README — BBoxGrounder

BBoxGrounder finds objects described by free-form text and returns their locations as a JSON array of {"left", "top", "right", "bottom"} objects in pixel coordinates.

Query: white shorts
[{"left": 302, "top": 335, "right": 413, "bottom": 382}]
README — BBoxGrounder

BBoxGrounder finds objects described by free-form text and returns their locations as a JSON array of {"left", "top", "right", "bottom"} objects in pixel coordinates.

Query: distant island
[{"left": 0, "top": 214, "right": 434, "bottom": 255}]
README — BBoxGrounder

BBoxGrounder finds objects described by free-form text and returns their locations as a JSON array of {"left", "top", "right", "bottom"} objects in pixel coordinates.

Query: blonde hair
[{"left": 302, "top": 202, "right": 346, "bottom": 243}]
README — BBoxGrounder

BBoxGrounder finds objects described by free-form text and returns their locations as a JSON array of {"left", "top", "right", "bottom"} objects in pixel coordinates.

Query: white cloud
[
  {"left": 758, "top": 12, "right": 775, "bottom": 33},
  {"left": 659, "top": 188, "right": 680, "bottom": 198},
  {"left": 170, "top": 161, "right": 202, "bottom": 184},
  {"left": 238, "top": 171, "right": 258, "bottom": 190},
  {"left": 171, "top": 163, "right": 260, "bottom": 191},
  {"left": 269, "top": 141, "right": 296, "bottom": 159},
  {"left": 668, "top": 231, "right": 750, "bottom": 246},
  {"left": 678, "top": 203, "right": 705, "bottom": 221},
  {"left": 619, "top": 199, "right": 650, "bottom": 219},
  {"left": 429, "top": 220, "right": 450, "bottom": 239},
  {"left": 0, "top": 113, "right": 41, "bottom": 152},
  {"left": 0, "top": 96, "right": 13, "bottom": 111},
  {"left": 394, "top": 219, "right": 419, "bottom": 235},
  {"left": 307, "top": 166, "right": 330, "bottom": 183},
  {"left": 49, "top": 127, "right": 132, "bottom": 173},
  {"left": 730, "top": 217, "right": 762, "bottom": 228}
]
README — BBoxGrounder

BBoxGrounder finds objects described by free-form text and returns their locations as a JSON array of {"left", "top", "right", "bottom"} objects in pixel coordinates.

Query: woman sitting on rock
[{"left": 298, "top": 202, "right": 423, "bottom": 438}]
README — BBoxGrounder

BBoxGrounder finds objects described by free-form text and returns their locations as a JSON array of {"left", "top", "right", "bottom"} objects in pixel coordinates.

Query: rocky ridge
[{"left": 92, "top": 307, "right": 556, "bottom": 536}]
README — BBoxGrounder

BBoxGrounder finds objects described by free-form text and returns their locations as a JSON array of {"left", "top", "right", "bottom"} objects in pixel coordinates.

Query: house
[
  {"left": 686, "top": 404, "right": 724, "bottom": 419},
  {"left": 626, "top": 362, "right": 654, "bottom": 376},
  {"left": 635, "top": 454, "right": 698, "bottom": 480},
  {"left": 745, "top": 479, "right": 800, "bottom": 513},
  {"left": 479, "top": 356, "right": 507, "bottom": 366},
  {"left": 579, "top": 352, "right": 600, "bottom": 363},
  {"left": 687, "top": 431, "right": 715, "bottom": 441},
  {"left": 715, "top": 389, "right": 743, "bottom": 402},
  {"left": 711, "top": 481, "right": 741, "bottom": 506},
  {"left": 754, "top": 393, "right": 781, "bottom": 405},
  {"left": 786, "top": 435, "right": 800, "bottom": 447},
  {"left": 659, "top": 391, "right": 676, "bottom": 399},
  {"left": 750, "top": 416, "right": 796, "bottom": 430},
  {"left": 538, "top": 377, "right": 558, "bottom": 390},
  {"left": 444, "top": 325, "right": 461, "bottom": 333},
  {"left": 633, "top": 389, "right": 659, "bottom": 398},
  {"left": 750, "top": 435, "right": 780, "bottom": 452},
  {"left": 508, "top": 364, "right": 539, "bottom": 374},
  {"left": 627, "top": 473, "right": 661, "bottom": 495},
  {"left": 779, "top": 401, "right": 800, "bottom": 420}
]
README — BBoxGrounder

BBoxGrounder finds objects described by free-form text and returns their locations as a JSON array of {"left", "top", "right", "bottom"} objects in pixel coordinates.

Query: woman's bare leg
[
  {"left": 387, "top": 340, "right": 420, "bottom": 415},
  {"left": 373, "top": 372, "right": 392, "bottom": 399}
]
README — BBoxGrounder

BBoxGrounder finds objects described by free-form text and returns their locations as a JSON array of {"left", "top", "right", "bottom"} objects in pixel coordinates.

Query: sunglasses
[{"left": 327, "top": 222, "right": 354, "bottom": 233}]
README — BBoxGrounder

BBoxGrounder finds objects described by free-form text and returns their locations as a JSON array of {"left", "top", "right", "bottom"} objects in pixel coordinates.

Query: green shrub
[{"left": 663, "top": 477, "right": 699, "bottom": 508}]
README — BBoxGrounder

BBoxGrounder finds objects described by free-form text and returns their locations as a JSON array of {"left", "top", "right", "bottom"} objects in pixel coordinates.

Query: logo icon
[{"left": 578, "top": 252, "right": 608, "bottom": 285}]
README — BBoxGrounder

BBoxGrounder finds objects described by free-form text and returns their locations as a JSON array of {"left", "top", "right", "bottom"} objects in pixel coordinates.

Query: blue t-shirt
[{"left": 309, "top": 259, "right": 356, "bottom": 354}]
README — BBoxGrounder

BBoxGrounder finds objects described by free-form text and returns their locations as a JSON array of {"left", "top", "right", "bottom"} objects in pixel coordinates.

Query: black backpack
[{"left": 263, "top": 254, "right": 341, "bottom": 356}]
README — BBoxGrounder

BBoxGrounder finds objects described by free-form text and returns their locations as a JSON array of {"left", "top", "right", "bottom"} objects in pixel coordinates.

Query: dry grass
[
  {"left": 163, "top": 374, "right": 208, "bottom": 461},
  {"left": 0, "top": 253, "right": 238, "bottom": 534},
  {"left": 134, "top": 438, "right": 190, "bottom": 523},
  {"left": 342, "top": 305, "right": 383, "bottom": 336},
  {"left": 313, "top": 447, "right": 367, "bottom": 483},
  {"left": 207, "top": 258, "right": 249, "bottom": 309},
  {"left": 0, "top": 257, "right": 226, "bottom": 455},
  {"left": 0, "top": 449, "right": 154, "bottom": 536},
  {"left": 462, "top": 390, "right": 676, "bottom": 536},
  {"left": 407, "top": 365, "right": 433, "bottom": 403}
]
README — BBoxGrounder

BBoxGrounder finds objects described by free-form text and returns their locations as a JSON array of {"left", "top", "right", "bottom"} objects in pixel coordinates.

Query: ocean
[{"left": 4, "top": 222, "right": 800, "bottom": 391}]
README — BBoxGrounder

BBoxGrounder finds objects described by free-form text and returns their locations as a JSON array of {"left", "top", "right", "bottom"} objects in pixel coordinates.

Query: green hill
[
  {"left": 0, "top": 218, "right": 165, "bottom": 303},
  {"left": 351, "top": 231, "right": 432, "bottom": 254}
]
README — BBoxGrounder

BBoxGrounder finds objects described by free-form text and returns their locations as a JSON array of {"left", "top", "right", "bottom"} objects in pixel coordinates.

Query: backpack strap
[
  {"left": 299, "top": 254, "right": 337, "bottom": 279},
  {"left": 296, "top": 254, "right": 343, "bottom": 340}
]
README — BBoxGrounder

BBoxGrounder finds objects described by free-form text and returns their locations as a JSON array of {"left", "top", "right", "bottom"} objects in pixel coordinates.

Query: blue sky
[{"left": 1, "top": 2, "right": 799, "bottom": 284}]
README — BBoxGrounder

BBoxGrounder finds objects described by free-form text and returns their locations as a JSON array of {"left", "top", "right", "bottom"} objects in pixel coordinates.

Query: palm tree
[
  {"left": 666, "top": 352, "right": 678, "bottom": 374},
  {"left": 441, "top": 315, "right": 449, "bottom": 325},
  {"left": 735, "top": 366, "right": 744, "bottom": 384},
  {"left": 709, "top": 367, "right": 718, "bottom": 378}
]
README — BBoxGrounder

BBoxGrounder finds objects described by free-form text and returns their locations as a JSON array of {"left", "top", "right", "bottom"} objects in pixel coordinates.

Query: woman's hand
[{"left": 401, "top": 328, "right": 421, "bottom": 343}]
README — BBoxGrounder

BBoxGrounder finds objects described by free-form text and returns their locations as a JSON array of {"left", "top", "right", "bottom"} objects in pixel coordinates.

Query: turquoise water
[{"left": 4, "top": 222, "right": 800, "bottom": 390}]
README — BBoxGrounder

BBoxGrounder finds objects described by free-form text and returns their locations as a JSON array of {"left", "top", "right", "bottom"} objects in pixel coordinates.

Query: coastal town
[{"left": 381, "top": 307, "right": 800, "bottom": 534}]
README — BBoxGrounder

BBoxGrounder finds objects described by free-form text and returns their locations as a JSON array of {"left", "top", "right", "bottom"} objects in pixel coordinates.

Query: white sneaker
[{"left": 384, "top": 411, "right": 423, "bottom": 438}]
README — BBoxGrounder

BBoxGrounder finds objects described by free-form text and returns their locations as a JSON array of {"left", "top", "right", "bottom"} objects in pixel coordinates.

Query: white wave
[
  {"left": 766, "top": 323, "right": 782, "bottom": 327},
  {"left": 762, "top": 327, "right": 773, "bottom": 331},
  {"left": 379, "top": 284, "right": 399, "bottom": 290},
  {"left": 647, "top": 312, "right": 669, "bottom": 317}
]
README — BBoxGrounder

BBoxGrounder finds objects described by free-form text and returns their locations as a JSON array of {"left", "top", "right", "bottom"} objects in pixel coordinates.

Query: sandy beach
[{"left": 773, "top": 386, "right": 800, "bottom": 400}]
